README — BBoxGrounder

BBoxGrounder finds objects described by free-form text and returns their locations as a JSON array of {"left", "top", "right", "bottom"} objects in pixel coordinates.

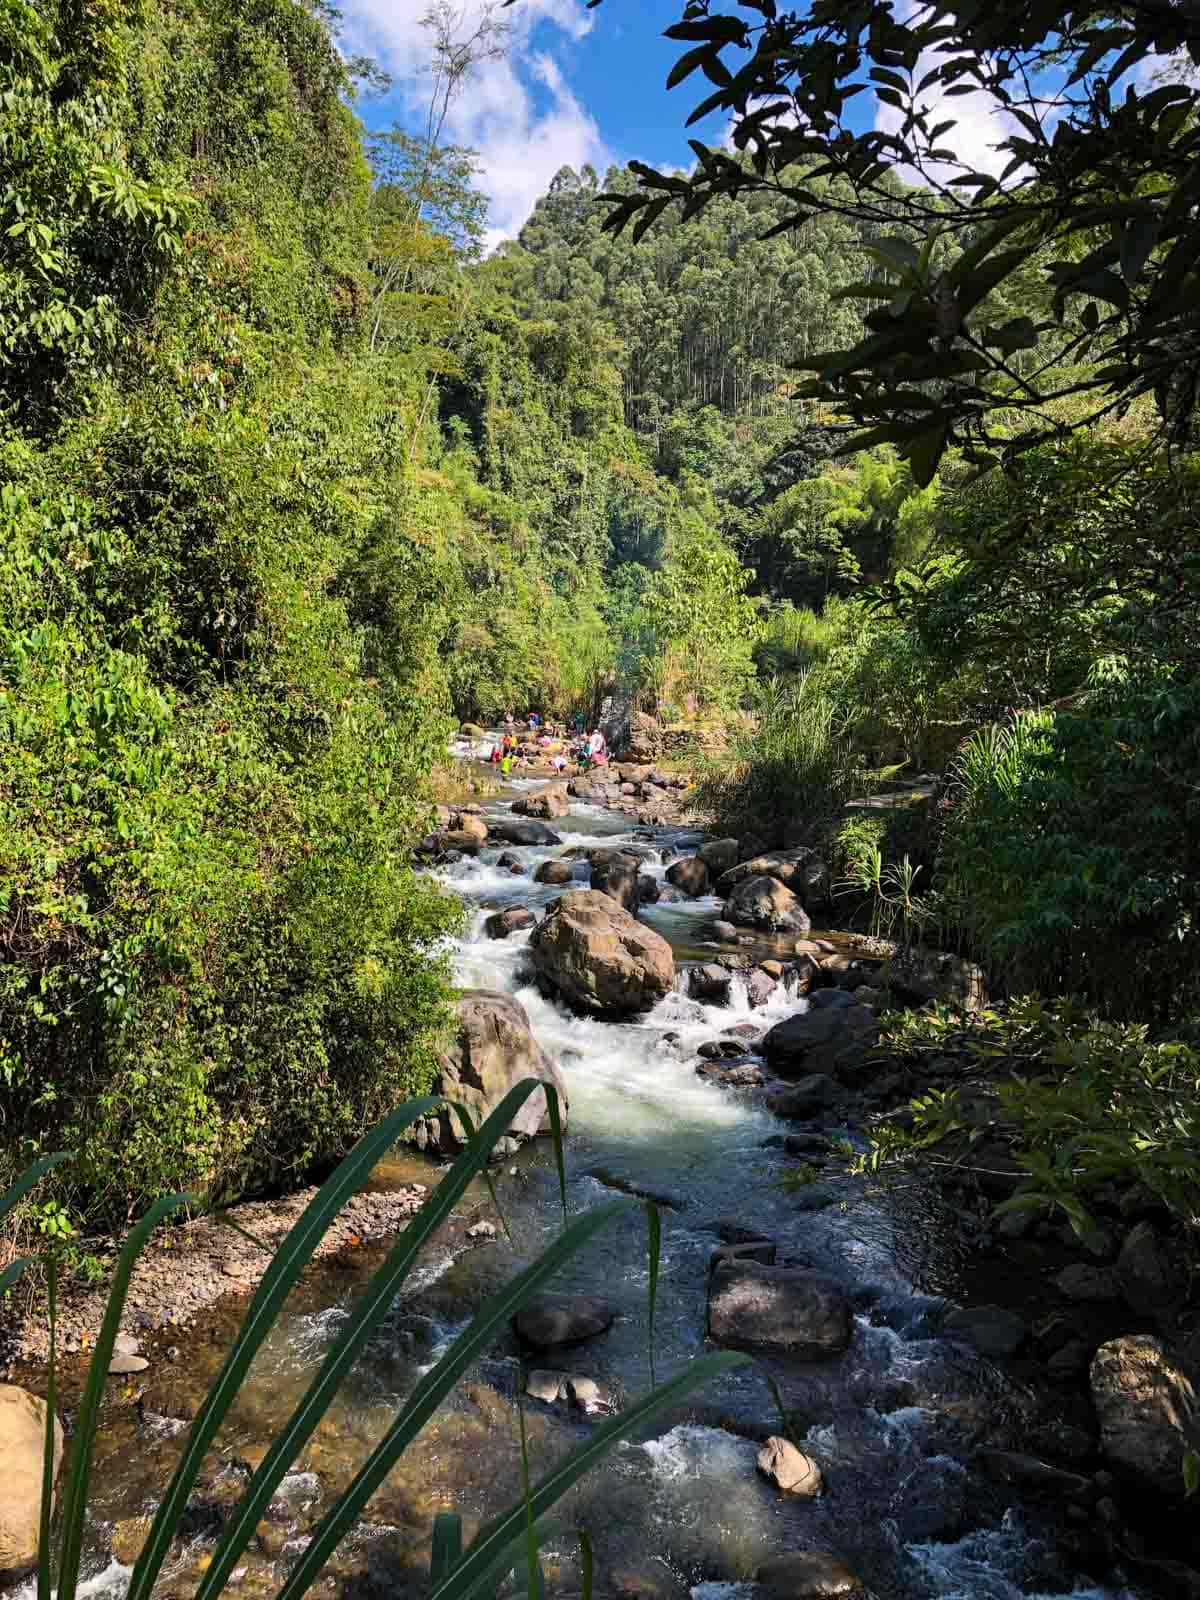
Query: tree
[{"left": 574, "top": 0, "right": 1200, "bottom": 480}]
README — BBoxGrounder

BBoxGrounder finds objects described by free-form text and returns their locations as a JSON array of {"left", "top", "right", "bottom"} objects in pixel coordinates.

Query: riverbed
[{"left": 7, "top": 786, "right": 1146, "bottom": 1600}]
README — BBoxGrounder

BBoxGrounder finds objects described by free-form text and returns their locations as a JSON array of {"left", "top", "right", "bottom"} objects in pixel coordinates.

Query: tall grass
[
  {"left": 699, "top": 672, "right": 869, "bottom": 841},
  {"left": 9, "top": 1085, "right": 747, "bottom": 1600}
]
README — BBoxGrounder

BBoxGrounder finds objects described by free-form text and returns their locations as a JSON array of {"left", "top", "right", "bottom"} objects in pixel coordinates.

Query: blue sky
[{"left": 337, "top": 0, "right": 1025, "bottom": 250}]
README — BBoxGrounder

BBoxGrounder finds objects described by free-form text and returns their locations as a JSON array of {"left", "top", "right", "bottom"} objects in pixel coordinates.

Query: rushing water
[{"left": 11, "top": 789, "right": 1146, "bottom": 1600}]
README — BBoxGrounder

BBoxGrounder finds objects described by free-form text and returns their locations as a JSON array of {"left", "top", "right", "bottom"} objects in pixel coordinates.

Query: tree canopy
[{"left": 571, "top": 0, "right": 1200, "bottom": 479}]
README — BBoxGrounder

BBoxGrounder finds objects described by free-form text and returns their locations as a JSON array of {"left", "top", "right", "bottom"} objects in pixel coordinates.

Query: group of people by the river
[{"left": 487, "top": 710, "right": 608, "bottom": 776}]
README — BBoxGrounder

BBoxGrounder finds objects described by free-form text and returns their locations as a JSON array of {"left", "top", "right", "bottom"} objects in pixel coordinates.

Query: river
[{"left": 8, "top": 785, "right": 1145, "bottom": 1600}]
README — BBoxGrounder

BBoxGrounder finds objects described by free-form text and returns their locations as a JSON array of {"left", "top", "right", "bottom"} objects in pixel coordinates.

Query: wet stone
[
  {"left": 755, "top": 1551, "right": 863, "bottom": 1598},
  {"left": 756, "top": 1437, "right": 823, "bottom": 1497},
  {"left": 942, "top": 1304, "right": 1029, "bottom": 1359},
  {"left": 512, "top": 1294, "right": 615, "bottom": 1349}
]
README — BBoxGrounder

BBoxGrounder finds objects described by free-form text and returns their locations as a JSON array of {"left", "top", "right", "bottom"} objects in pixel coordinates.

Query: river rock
[
  {"left": 0, "top": 1386, "right": 63, "bottom": 1574},
  {"left": 496, "top": 850, "right": 525, "bottom": 873},
  {"left": 755, "top": 1551, "right": 863, "bottom": 1598},
  {"left": 766, "top": 1075, "right": 840, "bottom": 1120},
  {"left": 108, "top": 1352, "right": 149, "bottom": 1374},
  {"left": 724, "top": 876, "right": 811, "bottom": 935},
  {"left": 708, "top": 1261, "right": 853, "bottom": 1358},
  {"left": 409, "top": 991, "right": 567, "bottom": 1154},
  {"left": 590, "top": 850, "right": 644, "bottom": 912},
  {"left": 637, "top": 875, "right": 660, "bottom": 904},
  {"left": 1056, "top": 1263, "right": 1119, "bottom": 1302},
  {"left": 534, "top": 859, "right": 573, "bottom": 885},
  {"left": 757, "top": 1438, "right": 823, "bottom": 1497},
  {"left": 513, "top": 785, "right": 570, "bottom": 820},
  {"left": 975, "top": 1450, "right": 1094, "bottom": 1503},
  {"left": 417, "top": 828, "right": 483, "bottom": 858},
  {"left": 698, "top": 838, "right": 740, "bottom": 877},
  {"left": 710, "top": 920, "right": 739, "bottom": 941},
  {"left": 1115, "top": 1221, "right": 1176, "bottom": 1317},
  {"left": 688, "top": 963, "right": 732, "bottom": 1002},
  {"left": 666, "top": 857, "right": 710, "bottom": 897},
  {"left": 876, "top": 948, "right": 987, "bottom": 1010},
  {"left": 717, "top": 848, "right": 831, "bottom": 909},
  {"left": 761, "top": 1006, "right": 878, "bottom": 1081},
  {"left": 526, "top": 1370, "right": 566, "bottom": 1402},
  {"left": 568, "top": 778, "right": 600, "bottom": 799},
  {"left": 513, "top": 1294, "right": 614, "bottom": 1349},
  {"left": 489, "top": 819, "right": 563, "bottom": 847},
  {"left": 1090, "top": 1334, "right": 1200, "bottom": 1497},
  {"left": 746, "top": 969, "right": 778, "bottom": 1008},
  {"left": 451, "top": 812, "right": 489, "bottom": 842},
  {"left": 529, "top": 890, "right": 674, "bottom": 1017},
  {"left": 942, "top": 1305, "right": 1029, "bottom": 1359},
  {"left": 484, "top": 906, "right": 536, "bottom": 939}
]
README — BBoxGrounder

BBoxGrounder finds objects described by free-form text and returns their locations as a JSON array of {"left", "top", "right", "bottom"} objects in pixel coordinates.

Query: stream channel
[{"left": 9, "top": 785, "right": 1146, "bottom": 1600}]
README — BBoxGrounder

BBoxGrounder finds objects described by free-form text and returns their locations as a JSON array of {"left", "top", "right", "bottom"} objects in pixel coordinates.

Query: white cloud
[
  {"left": 340, "top": 0, "right": 613, "bottom": 250},
  {"left": 871, "top": 0, "right": 1026, "bottom": 188}
]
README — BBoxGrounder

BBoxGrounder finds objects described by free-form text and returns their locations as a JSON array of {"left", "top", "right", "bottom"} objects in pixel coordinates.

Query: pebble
[
  {"left": 108, "top": 1352, "right": 150, "bottom": 1375},
  {"left": 467, "top": 1220, "right": 497, "bottom": 1240}
]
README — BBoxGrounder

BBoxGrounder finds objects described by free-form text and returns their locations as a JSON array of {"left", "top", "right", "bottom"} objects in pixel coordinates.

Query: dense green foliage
[
  {"left": 864, "top": 998, "right": 1200, "bottom": 1234},
  {"left": 0, "top": 0, "right": 466, "bottom": 1225}
]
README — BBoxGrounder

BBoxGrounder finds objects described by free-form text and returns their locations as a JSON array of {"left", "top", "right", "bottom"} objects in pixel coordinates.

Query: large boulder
[
  {"left": 590, "top": 850, "right": 644, "bottom": 912},
  {"left": 761, "top": 1006, "right": 878, "bottom": 1081},
  {"left": 624, "top": 710, "right": 663, "bottom": 764},
  {"left": 408, "top": 991, "right": 567, "bottom": 1155},
  {"left": 513, "top": 785, "right": 570, "bottom": 820},
  {"left": 665, "top": 857, "right": 710, "bottom": 897},
  {"left": 698, "top": 837, "right": 741, "bottom": 878},
  {"left": 876, "top": 947, "right": 986, "bottom": 1011},
  {"left": 529, "top": 891, "right": 674, "bottom": 1017},
  {"left": 717, "top": 848, "right": 831, "bottom": 909},
  {"left": 489, "top": 819, "right": 563, "bottom": 847},
  {"left": 723, "top": 876, "right": 811, "bottom": 935},
  {"left": 1090, "top": 1334, "right": 1200, "bottom": 1497},
  {"left": 708, "top": 1260, "right": 853, "bottom": 1358},
  {"left": 0, "top": 1386, "right": 63, "bottom": 1574}
]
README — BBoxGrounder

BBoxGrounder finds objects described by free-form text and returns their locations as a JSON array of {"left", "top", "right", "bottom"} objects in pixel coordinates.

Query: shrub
[
  {"left": 863, "top": 998, "right": 1200, "bottom": 1237},
  {"left": 699, "top": 672, "right": 869, "bottom": 841},
  {"left": 938, "top": 669, "right": 1200, "bottom": 1017}
]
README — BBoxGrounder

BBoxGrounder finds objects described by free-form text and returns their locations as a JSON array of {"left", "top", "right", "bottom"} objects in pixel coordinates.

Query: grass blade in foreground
[
  {"left": 124, "top": 1095, "right": 441, "bottom": 1600},
  {"left": 56, "top": 1192, "right": 191, "bottom": 1600},
  {"left": 437, "top": 1350, "right": 751, "bottom": 1600},
  {"left": 191, "top": 1081, "right": 550, "bottom": 1600},
  {"left": 38, "top": 1256, "right": 58, "bottom": 1600},
  {"left": 272, "top": 1195, "right": 639, "bottom": 1600}
]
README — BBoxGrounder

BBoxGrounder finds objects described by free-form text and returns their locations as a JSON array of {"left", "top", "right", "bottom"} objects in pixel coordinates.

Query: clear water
[{"left": 14, "top": 794, "right": 1147, "bottom": 1600}]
